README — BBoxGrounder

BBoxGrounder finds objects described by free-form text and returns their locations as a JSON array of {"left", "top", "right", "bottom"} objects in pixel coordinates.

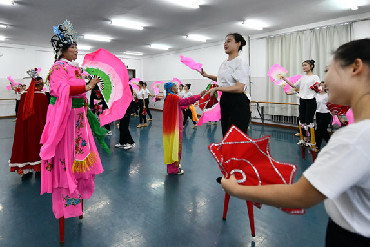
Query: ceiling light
[
  {"left": 111, "top": 19, "right": 145, "bottom": 30},
  {"left": 0, "top": 0, "right": 14, "bottom": 5},
  {"left": 242, "top": 19, "right": 267, "bottom": 30},
  {"left": 124, "top": 51, "right": 144, "bottom": 56},
  {"left": 149, "top": 44, "right": 170, "bottom": 50},
  {"left": 0, "top": 24, "right": 8, "bottom": 29},
  {"left": 162, "top": 0, "right": 200, "bottom": 9},
  {"left": 0, "top": 35, "right": 6, "bottom": 41},
  {"left": 186, "top": 34, "right": 209, "bottom": 42},
  {"left": 78, "top": 45, "right": 92, "bottom": 51},
  {"left": 83, "top": 34, "right": 112, "bottom": 42}
]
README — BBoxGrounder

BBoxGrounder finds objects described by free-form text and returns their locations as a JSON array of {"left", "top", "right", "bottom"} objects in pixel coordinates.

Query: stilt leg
[
  {"left": 79, "top": 199, "right": 84, "bottom": 219},
  {"left": 59, "top": 217, "right": 64, "bottom": 243},
  {"left": 222, "top": 193, "right": 231, "bottom": 220},
  {"left": 246, "top": 201, "right": 256, "bottom": 237}
]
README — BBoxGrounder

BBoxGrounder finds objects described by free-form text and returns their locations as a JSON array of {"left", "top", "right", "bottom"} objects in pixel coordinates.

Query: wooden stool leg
[
  {"left": 222, "top": 193, "right": 231, "bottom": 220},
  {"left": 59, "top": 217, "right": 64, "bottom": 243},
  {"left": 79, "top": 199, "right": 84, "bottom": 219},
  {"left": 246, "top": 201, "right": 256, "bottom": 237}
]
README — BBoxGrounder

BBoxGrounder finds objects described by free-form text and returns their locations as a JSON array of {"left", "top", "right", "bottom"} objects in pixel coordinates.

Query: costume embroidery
[
  {"left": 46, "top": 162, "right": 53, "bottom": 171},
  {"left": 63, "top": 195, "right": 82, "bottom": 207}
]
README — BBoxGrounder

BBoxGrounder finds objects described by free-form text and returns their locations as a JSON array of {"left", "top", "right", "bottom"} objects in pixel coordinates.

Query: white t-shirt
[
  {"left": 143, "top": 88, "right": 150, "bottom": 99},
  {"left": 184, "top": 91, "right": 193, "bottom": 98},
  {"left": 217, "top": 56, "right": 250, "bottom": 88},
  {"left": 137, "top": 89, "right": 145, "bottom": 100},
  {"left": 295, "top": 75, "right": 320, "bottom": 99},
  {"left": 315, "top": 93, "right": 329, "bottom": 113},
  {"left": 178, "top": 89, "right": 185, "bottom": 98},
  {"left": 304, "top": 119, "right": 370, "bottom": 237}
]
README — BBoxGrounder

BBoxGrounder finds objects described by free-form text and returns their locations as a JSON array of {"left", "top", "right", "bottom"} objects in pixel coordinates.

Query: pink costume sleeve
[
  {"left": 39, "top": 62, "right": 72, "bottom": 160},
  {"left": 178, "top": 95, "right": 201, "bottom": 107}
]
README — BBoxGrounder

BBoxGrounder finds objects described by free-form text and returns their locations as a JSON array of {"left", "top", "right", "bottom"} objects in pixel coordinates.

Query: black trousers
[
  {"left": 138, "top": 100, "right": 146, "bottom": 124},
  {"left": 144, "top": 98, "right": 152, "bottom": 119},
  {"left": 119, "top": 115, "right": 134, "bottom": 145},
  {"left": 15, "top": 100, "right": 20, "bottom": 116},
  {"left": 299, "top": 98, "right": 317, "bottom": 125},
  {"left": 326, "top": 218, "right": 370, "bottom": 247},
  {"left": 316, "top": 112, "right": 332, "bottom": 149},
  {"left": 183, "top": 108, "right": 196, "bottom": 125},
  {"left": 220, "top": 92, "right": 250, "bottom": 137}
]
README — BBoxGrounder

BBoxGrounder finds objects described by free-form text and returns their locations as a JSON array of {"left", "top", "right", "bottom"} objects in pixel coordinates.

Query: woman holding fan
[{"left": 201, "top": 33, "right": 250, "bottom": 136}]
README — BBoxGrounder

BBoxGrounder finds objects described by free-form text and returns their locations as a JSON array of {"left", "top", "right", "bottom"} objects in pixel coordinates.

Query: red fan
[
  {"left": 209, "top": 125, "right": 305, "bottom": 215},
  {"left": 142, "top": 107, "right": 147, "bottom": 115},
  {"left": 327, "top": 102, "right": 350, "bottom": 115},
  {"left": 196, "top": 84, "right": 219, "bottom": 110},
  {"left": 310, "top": 82, "right": 321, "bottom": 93}
]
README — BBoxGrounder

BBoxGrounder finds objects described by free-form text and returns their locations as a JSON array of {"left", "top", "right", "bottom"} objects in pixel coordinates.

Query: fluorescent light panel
[
  {"left": 124, "top": 51, "right": 144, "bottom": 56},
  {"left": 111, "top": 19, "right": 145, "bottom": 30},
  {"left": 83, "top": 34, "right": 112, "bottom": 42},
  {"left": 0, "top": 24, "right": 8, "bottom": 29},
  {"left": 0, "top": 0, "right": 14, "bottom": 5},
  {"left": 150, "top": 44, "right": 170, "bottom": 50},
  {"left": 0, "top": 35, "right": 6, "bottom": 41},
  {"left": 186, "top": 34, "right": 209, "bottom": 42},
  {"left": 78, "top": 45, "right": 92, "bottom": 51},
  {"left": 242, "top": 19, "right": 267, "bottom": 30},
  {"left": 163, "top": 0, "right": 200, "bottom": 9}
]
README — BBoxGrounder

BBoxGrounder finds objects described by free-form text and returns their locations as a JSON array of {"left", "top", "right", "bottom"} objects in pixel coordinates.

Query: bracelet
[{"left": 87, "top": 84, "right": 92, "bottom": 90}]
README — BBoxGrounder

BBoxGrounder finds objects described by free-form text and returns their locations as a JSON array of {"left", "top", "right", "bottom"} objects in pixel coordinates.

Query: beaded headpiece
[{"left": 51, "top": 20, "right": 78, "bottom": 60}]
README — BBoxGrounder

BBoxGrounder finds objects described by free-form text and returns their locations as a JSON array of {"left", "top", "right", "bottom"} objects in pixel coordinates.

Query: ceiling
[{"left": 0, "top": 0, "right": 369, "bottom": 57}]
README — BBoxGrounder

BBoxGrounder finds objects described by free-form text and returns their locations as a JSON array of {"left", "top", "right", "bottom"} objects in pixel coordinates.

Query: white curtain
[
  {"left": 310, "top": 23, "right": 352, "bottom": 80},
  {"left": 266, "top": 31, "right": 305, "bottom": 116}
]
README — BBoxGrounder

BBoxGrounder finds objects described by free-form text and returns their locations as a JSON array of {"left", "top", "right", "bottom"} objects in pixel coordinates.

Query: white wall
[
  {"left": 0, "top": 44, "right": 143, "bottom": 117},
  {"left": 353, "top": 20, "right": 370, "bottom": 39}
]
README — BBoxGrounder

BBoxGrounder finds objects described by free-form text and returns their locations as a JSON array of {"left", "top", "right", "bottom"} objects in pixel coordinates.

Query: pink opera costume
[{"left": 40, "top": 20, "right": 105, "bottom": 219}]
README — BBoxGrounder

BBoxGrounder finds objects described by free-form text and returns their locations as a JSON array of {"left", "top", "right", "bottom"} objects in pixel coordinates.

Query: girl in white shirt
[
  {"left": 137, "top": 81, "right": 147, "bottom": 128},
  {"left": 314, "top": 82, "right": 331, "bottom": 152},
  {"left": 178, "top": 84, "right": 185, "bottom": 98},
  {"left": 201, "top": 33, "right": 251, "bottom": 136},
  {"left": 221, "top": 39, "right": 370, "bottom": 246},
  {"left": 143, "top": 82, "right": 153, "bottom": 120},
  {"left": 282, "top": 60, "right": 320, "bottom": 147}
]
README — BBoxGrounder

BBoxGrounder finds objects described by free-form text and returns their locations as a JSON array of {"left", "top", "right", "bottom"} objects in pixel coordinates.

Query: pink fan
[
  {"left": 172, "top": 77, "right": 182, "bottom": 85},
  {"left": 153, "top": 86, "right": 161, "bottom": 102},
  {"left": 332, "top": 115, "right": 342, "bottom": 127},
  {"left": 267, "top": 64, "right": 288, "bottom": 83},
  {"left": 282, "top": 75, "right": 302, "bottom": 93},
  {"left": 129, "top": 78, "right": 141, "bottom": 84},
  {"left": 6, "top": 76, "right": 21, "bottom": 90},
  {"left": 346, "top": 109, "right": 354, "bottom": 125},
  {"left": 151, "top": 80, "right": 164, "bottom": 90},
  {"left": 180, "top": 55, "right": 202, "bottom": 72}
]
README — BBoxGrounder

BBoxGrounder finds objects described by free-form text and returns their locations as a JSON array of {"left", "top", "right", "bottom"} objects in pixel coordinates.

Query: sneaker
[
  {"left": 148, "top": 118, "right": 153, "bottom": 121},
  {"left": 294, "top": 133, "right": 300, "bottom": 136},
  {"left": 176, "top": 168, "right": 184, "bottom": 175},
  {"left": 106, "top": 131, "right": 113, "bottom": 136},
  {"left": 142, "top": 123, "right": 148, "bottom": 127},
  {"left": 123, "top": 143, "right": 136, "bottom": 150},
  {"left": 297, "top": 139, "right": 305, "bottom": 145},
  {"left": 137, "top": 124, "right": 142, "bottom": 128},
  {"left": 115, "top": 143, "right": 126, "bottom": 148},
  {"left": 192, "top": 124, "right": 197, "bottom": 129},
  {"left": 212, "top": 122, "right": 218, "bottom": 125}
]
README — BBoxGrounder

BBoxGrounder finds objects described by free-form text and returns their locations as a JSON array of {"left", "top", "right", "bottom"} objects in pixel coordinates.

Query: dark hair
[
  {"left": 35, "top": 77, "right": 43, "bottom": 81},
  {"left": 57, "top": 42, "right": 76, "bottom": 61},
  {"left": 334, "top": 39, "right": 370, "bottom": 67},
  {"left": 179, "top": 84, "right": 184, "bottom": 89},
  {"left": 226, "top": 33, "right": 246, "bottom": 51},
  {"left": 138, "top": 81, "right": 144, "bottom": 86},
  {"left": 185, "top": 83, "right": 191, "bottom": 89},
  {"left": 303, "top": 59, "right": 315, "bottom": 71}
]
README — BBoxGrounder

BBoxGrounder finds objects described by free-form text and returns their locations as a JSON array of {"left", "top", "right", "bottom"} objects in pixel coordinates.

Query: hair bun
[{"left": 310, "top": 59, "right": 315, "bottom": 64}]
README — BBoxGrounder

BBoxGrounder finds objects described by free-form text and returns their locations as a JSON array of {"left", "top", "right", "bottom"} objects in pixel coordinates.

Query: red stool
[
  {"left": 59, "top": 199, "right": 84, "bottom": 243},
  {"left": 222, "top": 193, "right": 256, "bottom": 237}
]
